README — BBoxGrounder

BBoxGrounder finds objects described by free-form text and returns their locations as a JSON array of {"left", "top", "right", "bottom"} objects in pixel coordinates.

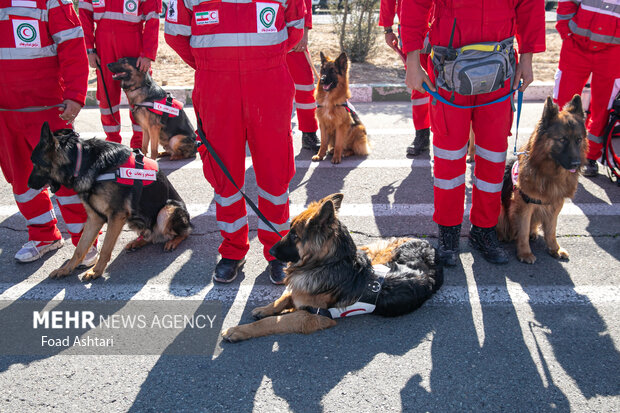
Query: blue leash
[{"left": 422, "top": 83, "right": 525, "bottom": 156}]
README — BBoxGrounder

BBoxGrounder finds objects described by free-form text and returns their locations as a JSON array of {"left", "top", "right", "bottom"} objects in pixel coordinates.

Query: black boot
[
  {"left": 407, "top": 128, "right": 430, "bottom": 156},
  {"left": 469, "top": 225, "right": 509, "bottom": 265},
  {"left": 438, "top": 224, "right": 461, "bottom": 267},
  {"left": 582, "top": 159, "right": 598, "bottom": 177},
  {"left": 302, "top": 132, "right": 320, "bottom": 151},
  {"left": 213, "top": 257, "right": 246, "bottom": 283},
  {"left": 268, "top": 259, "right": 287, "bottom": 285}
]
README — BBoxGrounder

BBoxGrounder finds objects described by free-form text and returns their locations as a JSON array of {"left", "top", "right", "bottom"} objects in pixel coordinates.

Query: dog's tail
[
  {"left": 373, "top": 239, "right": 443, "bottom": 317},
  {"left": 501, "top": 158, "right": 516, "bottom": 211}
]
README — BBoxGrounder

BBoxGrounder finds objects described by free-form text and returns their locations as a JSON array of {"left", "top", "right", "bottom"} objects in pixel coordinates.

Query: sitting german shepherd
[
  {"left": 107, "top": 57, "right": 197, "bottom": 161},
  {"left": 496, "top": 95, "right": 586, "bottom": 264},
  {"left": 28, "top": 122, "right": 192, "bottom": 281},
  {"left": 313, "top": 52, "right": 369, "bottom": 164},
  {"left": 221, "top": 193, "right": 442, "bottom": 342}
]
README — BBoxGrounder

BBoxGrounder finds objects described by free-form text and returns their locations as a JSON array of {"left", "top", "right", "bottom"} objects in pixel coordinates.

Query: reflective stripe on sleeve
[
  {"left": 295, "top": 102, "right": 317, "bottom": 110},
  {"left": 165, "top": 21, "right": 192, "bottom": 36},
  {"left": 294, "top": 83, "right": 314, "bottom": 91},
  {"left": 52, "top": 26, "right": 84, "bottom": 45}
]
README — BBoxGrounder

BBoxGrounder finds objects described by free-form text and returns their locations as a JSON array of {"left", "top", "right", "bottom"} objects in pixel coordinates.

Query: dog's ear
[
  {"left": 540, "top": 96, "right": 559, "bottom": 129},
  {"left": 564, "top": 94, "right": 584, "bottom": 120},
  {"left": 335, "top": 52, "right": 348, "bottom": 74},
  {"left": 39, "top": 122, "right": 57, "bottom": 149},
  {"left": 323, "top": 193, "right": 344, "bottom": 212},
  {"left": 314, "top": 199, "right": 337, "bottom": 227},
  {"left": 320, "top": 51, "right": 327, "bottom": 65}
]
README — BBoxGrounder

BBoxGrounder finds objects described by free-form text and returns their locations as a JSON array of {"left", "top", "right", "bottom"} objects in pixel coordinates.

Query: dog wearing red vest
[
  {"left": 108, "top": 57, "right": 198, "bottom": 161},
  {"left": 28, "top": 122, "right": 192, "bottom": 281}
]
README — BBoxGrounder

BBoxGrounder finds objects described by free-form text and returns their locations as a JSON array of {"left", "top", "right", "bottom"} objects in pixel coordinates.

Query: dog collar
[
  {"left": 304, "top": 264, "right": 388, "bottom": 319},
  {"left": 512, "top": 160, "right": 545, "bottom": 205}
]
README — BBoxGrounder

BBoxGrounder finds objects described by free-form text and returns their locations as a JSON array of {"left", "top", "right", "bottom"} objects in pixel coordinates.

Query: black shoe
[
  {"left": 213, "top": 257, "right": 246, "bottom": 283},
  {"left": 302, "top": 132, "right": 321, "bottom": 151},
  {"left": 269, "top": 259, "right": 287, "bottom": 285},
  {"left": 582, "top": 159, "right": 598, "bottom": 177},
  {"left": 407, "top": 128, "right": 430, "bottom": 156},
  {"left": 469, "top": 225, "right": 509, "bottom": 265},
  {"left": 438, "top": 224, "right": 461, "bottom": 267}
]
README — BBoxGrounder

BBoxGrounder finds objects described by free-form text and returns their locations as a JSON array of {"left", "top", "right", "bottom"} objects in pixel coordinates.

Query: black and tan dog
[
  {"left": 107, "top": 57, "right": 197, "bottom": 160},
  {"left": 28, "top": 122, "right": 192, "bottom": 280},
  {"left": 222, "top": 193, "right": 442, "bottom": 342},
  {"left": 497, "top": 95, "right": 586, "bottom": 264},
  {"left": 313, "top": 52, "right": 369, "bottom": 164}
]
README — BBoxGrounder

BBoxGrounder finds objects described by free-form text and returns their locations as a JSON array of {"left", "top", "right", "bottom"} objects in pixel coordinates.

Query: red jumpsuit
[
  {"left": 79, "top": 0, "right": 161, "bottom": 149},
  {"left": 401, "top": 0, "right": 545, "bottom": 228},
  {"left": 165, "top": 0, "right": 304, "bottom": 260},
  {"left": 0, "top": 0, "right": 89, "bottom": 245},
  {"left": 553, "top": 0, "right": 620, "bottom": 161},
  {"left": 286, "top": 0, "right": 318, "bottom": 134},
  {"left": 379, "top": 0, "right": 430, "bottom": 132}
]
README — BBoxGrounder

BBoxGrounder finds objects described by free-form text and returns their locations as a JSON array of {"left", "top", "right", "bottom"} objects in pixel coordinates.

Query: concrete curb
[{"left": 84, "top": 82, "right": 557, "bottom": 107}]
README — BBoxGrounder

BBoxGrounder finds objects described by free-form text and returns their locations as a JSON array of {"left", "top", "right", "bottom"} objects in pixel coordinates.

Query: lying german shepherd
[
  {"left": 221, "top": 193, "right": 442, "bottom": 342},
  {"left": 107, "top": 57, "right": 197, "bottom": 161},
  {"left": 313, "top": 52, "right": 369, "bottom": 164},
  {"left": 28, "top": 122, "right": 192, "bottom": 280},
  {"left": 497, "top": 95, "right": 586, "bottom": 264}
]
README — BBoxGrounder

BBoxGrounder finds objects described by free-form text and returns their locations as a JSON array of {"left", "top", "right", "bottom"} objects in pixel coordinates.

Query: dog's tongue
[
  {"left": 569, "top": 168, "right": 576, "bottom": 173},
  {"left": 323, "top": 83, "right": 333, "bottom": 91}
]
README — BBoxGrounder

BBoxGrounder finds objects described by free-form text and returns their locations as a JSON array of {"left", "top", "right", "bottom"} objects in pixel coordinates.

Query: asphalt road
[{"left": 0, "top": 102, "right": 619, "bottom": 412}]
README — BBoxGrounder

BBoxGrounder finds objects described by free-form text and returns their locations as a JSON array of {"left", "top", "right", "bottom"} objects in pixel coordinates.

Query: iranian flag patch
[{"left": 195, "top": 10, "right": 219, "bottom": 25}]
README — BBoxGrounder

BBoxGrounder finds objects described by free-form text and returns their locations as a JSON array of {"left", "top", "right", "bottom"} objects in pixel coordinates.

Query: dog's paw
[
  {"left": 125, "top": 238, "right": 148, "bottom": 251},
  {"left": 549, "top": 247, "right": 569, "bottom": 260},
  {"left": 82, "top": 267, "right": 103, "bottom": 282},
  {"left": 251, "top": 306, "right": 271, "bottom": 320},
  {"left": 331, "top": 155, "right": 342, "bottom": 164},
  {"left": 49, "top": 266, "right": 72, "bottom": 279},
  {"left": 517, "top": 252, "right": 537, "bottom": 264},
  {"left": 221, "top": 327, "right": 249, "bottom": 343},
  {"left": 157, "top": 151, "right": 171, "bottom": 158},
  {"left": 311, "top": 155, "right": 324, "bottom": 162}
]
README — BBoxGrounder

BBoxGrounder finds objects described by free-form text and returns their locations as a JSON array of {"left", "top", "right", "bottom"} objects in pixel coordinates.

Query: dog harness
[
  {"left": 303, "top": 264, "right": 388, "bottom": 319},
  {"left": 96, "top": 151, "right": 158, "bottom": 186},
  {"left": 317, "top": 100, "right": 358, "bottom": 116},
  {"left": 132, "top": 94, "right": 183, "bottom": 123},
  {"left": 511, "top": 160, "right": 544, "bottom": 205}
]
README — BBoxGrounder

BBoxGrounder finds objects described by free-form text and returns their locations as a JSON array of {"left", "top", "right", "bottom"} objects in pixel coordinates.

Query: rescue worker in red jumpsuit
[
  {"left": 165, "top": 0, "right": 305, "bottom": 283},
  {"left": 379, "top": 0, "right": 431, "bottom": 156},
  {"left": 287, "top": 0, "right": 320, "bottom": 152},
  {"left": 553, "top": 0, "right": 620, "bottom": 177},
  {"left": 79, "top": 0, "right": 161, "bottom": 150},
  {"left": 0, "top": 0, "right": 98, "bottom": 265},
  {"left": 401, "top": 0, "right": 545, "bottom": 265}
]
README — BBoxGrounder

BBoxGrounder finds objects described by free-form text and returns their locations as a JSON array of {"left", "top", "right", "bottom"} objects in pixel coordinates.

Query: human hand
[
  {"left": 405, "top": 50, "right": 434, "bottom": 93},
  {"left": 59, "top": 99, "right": 82, "bottom": 124},
  {"left": 136, "top": 56, "right": 153, "bottom": 72},
  {"left": 384, "top": 32, "right": 399, "bottom": 51},
  {"left": 514, "top": 53, "right": 533, "bottom": 92},
  {"left": 87, "top": 52, "right": 100, "bottom": 69},
  {"left": 291, "top": 28, "right": 309, "bottom": 52}
]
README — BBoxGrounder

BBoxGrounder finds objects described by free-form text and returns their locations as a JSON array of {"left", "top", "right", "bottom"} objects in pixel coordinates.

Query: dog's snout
[
  {"left": 571, "top": 159, "right": 582, "bottom": 168},
  {"left": 269, "top": 245, "right": 278, "bottom": 257}
]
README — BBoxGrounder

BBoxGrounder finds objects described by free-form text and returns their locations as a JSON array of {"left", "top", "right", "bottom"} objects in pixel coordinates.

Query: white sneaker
[
  {"left": 79, "top": 245, "right": 99, "bottom": 268},
  {"left": 15, "top": 239, "right": 64, "bottom": 263}
]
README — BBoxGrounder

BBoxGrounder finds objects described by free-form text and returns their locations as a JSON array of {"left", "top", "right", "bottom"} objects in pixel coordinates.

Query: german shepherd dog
[
  {"left": 221, "top": 193, "right": 442, "bottom": 342},
  {"left": 313, "top": 52, "right": 369, "bottom": 164},
  {"left": 28, "top": 122, "right": 192, "bottom": 280},
  {"left": 107, "top": 57, "right": 197, "bottom": 161},
  {"left": 497, "top": 95, "right": 586, "bottom": 264}
]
